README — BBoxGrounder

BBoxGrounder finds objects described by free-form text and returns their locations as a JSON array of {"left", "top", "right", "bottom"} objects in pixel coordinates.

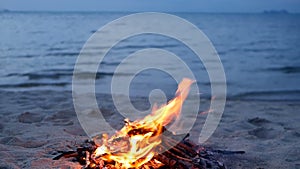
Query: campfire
[
  {"left": 87, "top": 78, "right": 194, "bottom": 168},
  {"left": 54, "top": 78, "right": 242, "bottom": 168}
]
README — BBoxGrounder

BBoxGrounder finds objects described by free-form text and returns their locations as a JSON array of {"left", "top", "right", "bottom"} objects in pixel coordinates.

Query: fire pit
[{"left": 54, "top": 78, "right": 242, "bottom": 168}]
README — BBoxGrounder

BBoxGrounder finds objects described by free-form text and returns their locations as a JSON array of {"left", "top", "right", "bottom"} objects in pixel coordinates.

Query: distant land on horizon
[{"left": 263, "top": 9, "right": 289, "bottom": 14}]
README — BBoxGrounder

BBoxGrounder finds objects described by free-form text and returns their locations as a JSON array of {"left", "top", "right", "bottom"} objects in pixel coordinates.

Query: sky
[{"left": 1, "top": 0, "right": 300, "bottom": 13}]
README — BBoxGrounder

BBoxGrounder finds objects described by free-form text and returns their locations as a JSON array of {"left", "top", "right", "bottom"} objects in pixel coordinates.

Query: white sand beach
[{"left": 0, "top": 90, "right": 299, "bottom": 168}]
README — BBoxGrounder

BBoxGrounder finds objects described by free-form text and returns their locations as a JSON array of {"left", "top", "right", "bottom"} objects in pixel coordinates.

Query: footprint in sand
[
  {"left": 0, "top": 136, "right": 47, "bottom": 148},
  {"left": 248, "top": 117, "right": 270, "bottom": 126},
  {"left": 44, "top": 110, "right": 75, "bottom": 126},
  {"left": 18, "top": 112, "right": 45, "bottom": 123},
  {"left": 247, "top": 117, "right": 283, "bottom": 139}
]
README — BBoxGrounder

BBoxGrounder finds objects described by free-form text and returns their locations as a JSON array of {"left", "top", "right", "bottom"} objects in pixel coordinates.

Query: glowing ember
[{"left": 90, "top": 78, "right": 194, "bottom": 168}]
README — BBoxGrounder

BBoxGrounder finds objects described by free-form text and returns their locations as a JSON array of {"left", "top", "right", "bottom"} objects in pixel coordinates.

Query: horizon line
[{"left": 1, "top": 9, "right": 299, "bottom": 14}]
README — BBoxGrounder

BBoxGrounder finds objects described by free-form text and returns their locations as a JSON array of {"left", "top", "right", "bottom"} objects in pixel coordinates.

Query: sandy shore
[{"left": 0, "top": 90, "right": 299, "bottom": 168}]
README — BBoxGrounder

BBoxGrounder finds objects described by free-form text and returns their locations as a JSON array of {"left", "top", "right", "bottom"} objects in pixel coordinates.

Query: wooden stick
[
  {"left": 212, "top": 150, "right": 245, "bottom": 155},
  {"left": 157, "top": 145, "right": 193, "bottom": 162},
  {"left": 162, "top": 136, "right": 197, "bottom": 157},
  {"left": 52, "top": 151, "right": 78, "bottom": 160}
]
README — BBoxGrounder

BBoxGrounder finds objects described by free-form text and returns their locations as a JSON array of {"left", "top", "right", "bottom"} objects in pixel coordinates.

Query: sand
[{"left": 0, "top": 90, "right": 299, "bottom": 169}]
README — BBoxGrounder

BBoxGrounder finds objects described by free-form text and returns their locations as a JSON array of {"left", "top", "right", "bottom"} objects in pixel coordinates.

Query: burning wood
[
  {"left": 152, "top": 131, "right": 225, "bottom": 169},
  {"left": 54, "top": 78, "right": 242, "bottom": 168},
  {"left": 54, "top": 132, "right": 235, "bottom": 169}
]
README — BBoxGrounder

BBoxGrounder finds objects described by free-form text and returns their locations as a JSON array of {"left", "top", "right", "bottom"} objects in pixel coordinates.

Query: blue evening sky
[{"left": 1, "top": 0, "right": 300, "bottom": 13}]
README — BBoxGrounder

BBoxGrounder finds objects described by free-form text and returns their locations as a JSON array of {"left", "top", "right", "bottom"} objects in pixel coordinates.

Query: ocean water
[{"left": 1, "top": 12, "right": 300, "bottom": 101}]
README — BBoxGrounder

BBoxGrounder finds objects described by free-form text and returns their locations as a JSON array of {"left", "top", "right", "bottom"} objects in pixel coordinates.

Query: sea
[{"left": 1, "top": 11, "right": 300, "bottom": 101}]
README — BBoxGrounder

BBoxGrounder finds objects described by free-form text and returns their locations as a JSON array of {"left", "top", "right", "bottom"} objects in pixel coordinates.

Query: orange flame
[{"left": 93, "top": 78, "right": 194, "bottom": 168}]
